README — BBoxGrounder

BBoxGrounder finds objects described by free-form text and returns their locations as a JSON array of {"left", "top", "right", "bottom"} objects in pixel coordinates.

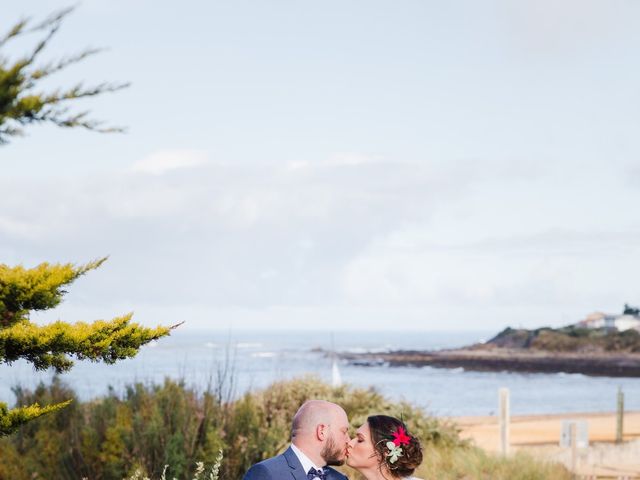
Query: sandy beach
[{"left": 453, "top": 411, "right": 640, "bottom": 477}]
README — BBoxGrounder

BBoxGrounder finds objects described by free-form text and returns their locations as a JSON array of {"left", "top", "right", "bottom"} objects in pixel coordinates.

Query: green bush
[
  {"left": 489, "top": 326, "right": 640, "bottom": 353},
  {"left": 0, "top": 376, "right": 568, "bottom": 480}
]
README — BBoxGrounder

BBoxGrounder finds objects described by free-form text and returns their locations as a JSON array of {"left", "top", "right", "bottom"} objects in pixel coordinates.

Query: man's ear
[{"left": 315, "top": 424, "right": 326, "bottom": 441}]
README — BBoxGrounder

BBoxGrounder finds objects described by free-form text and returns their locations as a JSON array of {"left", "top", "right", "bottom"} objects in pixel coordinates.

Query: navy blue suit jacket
[{"left": 243, "top": 446, "right": 348, "bottom": 480}]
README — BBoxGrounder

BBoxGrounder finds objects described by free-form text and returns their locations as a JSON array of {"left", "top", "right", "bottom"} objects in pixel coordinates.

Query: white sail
[{"left": 331, "top": 356, "right": 342, "bottom": 387}]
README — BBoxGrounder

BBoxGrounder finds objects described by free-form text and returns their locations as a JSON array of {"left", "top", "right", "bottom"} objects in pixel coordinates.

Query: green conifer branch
[
  {"left": 0, "top": 399, "right": 71, "bottom": 436},
  {"left": 0, "top": 258, "right": 107, "bottom": 327},
  {"left": 0, "top": 257, "right": 179, "bottom": 436},
  {"left": 0, "top": 7, "right": 128, "bottom": 144},
  {"left": 0, "top": 315, "right": 175, "bottom": 372}
]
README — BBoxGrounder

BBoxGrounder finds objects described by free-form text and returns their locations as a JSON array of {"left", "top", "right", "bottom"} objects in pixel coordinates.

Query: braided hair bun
[{"left": 367, "top": 415, "right": 423, "bottom": 478}]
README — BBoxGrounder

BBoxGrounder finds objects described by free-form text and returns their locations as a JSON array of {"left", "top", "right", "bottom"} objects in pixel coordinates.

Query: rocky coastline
[
  {"left": 338, "top": 324, "right": 640, "bottom": 377},
  {"left": 338, "top": 348, "right": 640, "bottom": 377}
]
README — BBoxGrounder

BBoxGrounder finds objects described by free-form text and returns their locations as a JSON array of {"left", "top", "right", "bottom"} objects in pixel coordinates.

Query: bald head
[
  {"left": 290, "top": 400, "right": 350, "bottom": 466},
  {"left": 292, "top": 400, "right": 343, "bottom": 439}
]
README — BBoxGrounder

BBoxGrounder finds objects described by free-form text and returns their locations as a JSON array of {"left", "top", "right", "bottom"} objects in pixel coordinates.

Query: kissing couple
[{"left": 243, "top": 400, "right": 424, "bottom": 480}]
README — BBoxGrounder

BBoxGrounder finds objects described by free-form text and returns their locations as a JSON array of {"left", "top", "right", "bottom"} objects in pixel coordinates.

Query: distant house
[
  {"left": 577, "top": 311, "right": 640, "bottom": 332},
  {"left": 615, "top": 314, "right": 640, "bottom": 332},
  {"left": 577, "top": 312, "right": 607, "bottom": 329}
]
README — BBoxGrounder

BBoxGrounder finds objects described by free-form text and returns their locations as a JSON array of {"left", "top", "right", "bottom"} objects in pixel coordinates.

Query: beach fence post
[
  {"left": 616, "top": 386, "right": 624, "bottom": 444},
  {"left": 498, "top": 387, "right": 510, "bottom": 455},
  {"left": 561, "top": 420, "right": 588, "bottom": 477},
  {"left": 570, "top": 422, "right": 577, "bottom": 476}
]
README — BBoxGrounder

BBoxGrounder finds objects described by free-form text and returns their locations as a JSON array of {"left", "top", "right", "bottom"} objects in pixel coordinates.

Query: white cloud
[
  {"left": 497, "top": 0, "right": 639, "bottom": 58},
  {"left": 287, "top": 152, "right": 378, "bottom": 171},
  {"left": 0, "top": 216, "right": 42, "bottom": 240},
  {"left": 129, "top": 149, "right": 208, "bottom": 175},
  {"left": 341, "top": 223, "right": 640, "bottom": 325},
  {"left": 0, "top": 153, "right": 447, "bottom": 311},
  {"left": 325, "top": 152, "right": 378, "bottom": 167},
  {"left": 3, "top": 150, "right": 640, "bottom": 331}
]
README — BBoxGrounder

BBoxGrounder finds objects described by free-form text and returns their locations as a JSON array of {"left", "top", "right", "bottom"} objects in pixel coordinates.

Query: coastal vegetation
[
  {"left": 341, "top": 319, "right": 640, "bottom": 376},
  {"left": 0, "top": 259, "right": 174, "bottom": 435},
  {"left": 481, "top": 326, "right": 640, "bottom": 353},
  {"left": 481, "top": 305, "right": 640, "bottom": 353},
  {"left": 0, "top": 376, "right": 570, "bottom": 480}
]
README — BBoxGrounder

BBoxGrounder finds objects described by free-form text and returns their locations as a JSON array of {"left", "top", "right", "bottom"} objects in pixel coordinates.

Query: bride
[{"left": 346, "top": 415, "right": 424, "bottom": 480}]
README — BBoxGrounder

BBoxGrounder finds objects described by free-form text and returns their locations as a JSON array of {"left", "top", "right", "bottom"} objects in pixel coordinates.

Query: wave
[{"left": 344, "top": 346, "right": 394, "bottom": 354}]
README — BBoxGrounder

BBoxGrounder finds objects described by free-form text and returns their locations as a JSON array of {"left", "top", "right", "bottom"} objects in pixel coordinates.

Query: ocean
[{"left": 3, "top": 329, "right": 640, "bottom": 417}]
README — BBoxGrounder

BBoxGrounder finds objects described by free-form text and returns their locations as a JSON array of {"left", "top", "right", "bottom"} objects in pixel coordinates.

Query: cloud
[
  {"left": 497, "top": 0, "right": 639, "bottom": 58},
  {"left": 324, "top": 152, "right": 378, "bottom": 167},
  {"left": 0, "top": 216, "right": 42, "bottom": 241},
  {"left": 0, "top": 153, "right": 455, "bottom": 312},
  {"left": 341, "top": 224, "right": 640, "bottom": 321},
  {"left": 3, "top": 150, "right": 639, "bottom": 330},
  {"left": 287, "top": 152, "right": 378, "bottom": 171},
  {"left": 129, "top": 149, "right": 208, "bottom": 175}
]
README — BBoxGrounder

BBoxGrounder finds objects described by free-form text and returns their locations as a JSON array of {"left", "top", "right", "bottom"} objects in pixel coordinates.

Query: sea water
[{"left": 2, "top": 329, "right": 640, "bottom": 417}]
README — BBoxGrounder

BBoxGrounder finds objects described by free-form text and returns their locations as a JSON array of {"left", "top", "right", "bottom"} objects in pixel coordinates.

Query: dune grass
[{"left": 0, "top": 376, "right": 569, "bottom": 479}]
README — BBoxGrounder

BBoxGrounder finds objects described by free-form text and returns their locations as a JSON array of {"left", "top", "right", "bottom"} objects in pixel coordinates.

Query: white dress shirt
[{"left": 291, "top": 443, "right": 324, "bottom": 475}]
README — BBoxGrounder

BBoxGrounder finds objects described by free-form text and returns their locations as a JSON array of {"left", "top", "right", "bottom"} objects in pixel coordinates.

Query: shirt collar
[{"left": 291, "top": 443, "right": 323, "bottom": 474}]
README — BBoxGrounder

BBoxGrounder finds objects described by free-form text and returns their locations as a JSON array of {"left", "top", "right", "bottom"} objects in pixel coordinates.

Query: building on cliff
[{"left": 577, "top": 310, "right": 640, "bottom": 332}]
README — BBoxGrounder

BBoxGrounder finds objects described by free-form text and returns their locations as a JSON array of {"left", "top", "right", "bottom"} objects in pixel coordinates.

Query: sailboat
[
  {"left": 331, "top": 355, "right": 342, "bottom": 387},
  {"left": 330, "top": 333, "right": 342, "bottom": 387}
]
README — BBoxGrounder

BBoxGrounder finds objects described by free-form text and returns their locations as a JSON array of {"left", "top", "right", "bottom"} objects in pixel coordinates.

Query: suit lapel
[
  {"left": 325, "top": 467, "right": 346, "bottom": 480},
  {"left": 283, "top": 446, "right": 308, "bottom": 480}
]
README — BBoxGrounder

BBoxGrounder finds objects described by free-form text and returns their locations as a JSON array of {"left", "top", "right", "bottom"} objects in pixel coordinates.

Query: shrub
[{"left": 0, "top": 376, "right": 568, "bottom": 480}]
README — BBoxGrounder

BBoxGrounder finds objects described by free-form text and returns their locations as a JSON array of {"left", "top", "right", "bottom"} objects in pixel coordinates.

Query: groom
[{"left": 243, "top": 400, "right": 350, "bottom": 480}]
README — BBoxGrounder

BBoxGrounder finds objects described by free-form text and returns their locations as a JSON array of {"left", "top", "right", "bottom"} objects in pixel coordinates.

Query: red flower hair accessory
[
  {"left": 385, "top": 425, "right": 412, "bottom": 464},
  {"left": 391, "top": 426, "right": 411, "bottom": 447}
]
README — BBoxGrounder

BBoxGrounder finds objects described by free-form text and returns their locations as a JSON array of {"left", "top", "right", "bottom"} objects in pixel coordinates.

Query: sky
[{"left": 2, "top": 0, "right": 640, "bottom": 332}]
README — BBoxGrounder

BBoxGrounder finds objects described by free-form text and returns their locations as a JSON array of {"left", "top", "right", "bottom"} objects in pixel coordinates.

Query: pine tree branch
[
  {"left": 0, "top": 18, "right": 29, "bottom": 49},
  {"left": 27, "top": 7, "right": 75, "bottom": 36},
  {"left": 0, "top": 7, "right": 128, "bottom": 144},
  {"left": 0, "top": 315, "right": 176, "bottom": 373},
  {"left": 0, "top": 258, "right": 108, "bottom": 326},
  {"left": 31, "top": 48, "right": 104, "bottom": 80},
  {"left": 0, "top": 399, "right": 72, "bottom": 436}
]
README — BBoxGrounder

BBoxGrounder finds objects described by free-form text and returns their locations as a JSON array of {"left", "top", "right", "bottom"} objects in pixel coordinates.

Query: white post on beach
[
  {"left": 498, "top": 387, "right": 510, "bottom": 455},
  {"left": 616, "top": 386, "right": 624, "bottom": 444},
  {"left": 569, "top": 422, "right": 577, "bottom": 475}
]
